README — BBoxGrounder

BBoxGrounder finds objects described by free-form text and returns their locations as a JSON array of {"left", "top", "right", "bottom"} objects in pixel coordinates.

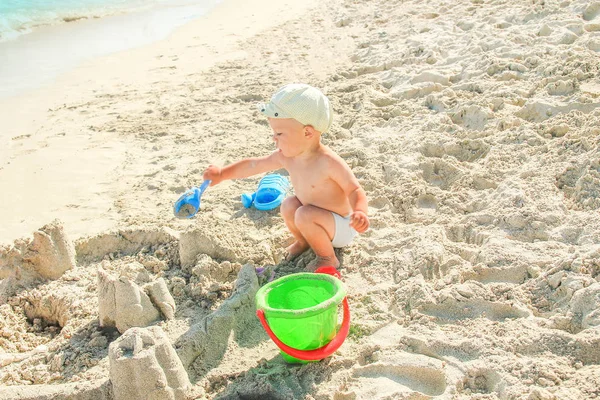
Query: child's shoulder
[{"left": 317, "top": 146, "right": 350, "bottom": 169}]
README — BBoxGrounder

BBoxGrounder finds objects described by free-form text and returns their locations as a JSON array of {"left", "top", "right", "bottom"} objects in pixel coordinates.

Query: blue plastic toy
[
  {"left": 241, "top": 174, "right": 289, "bottom": 211},
  {"left": 173, "top": 180, "right": 211, "bottom": 219}
]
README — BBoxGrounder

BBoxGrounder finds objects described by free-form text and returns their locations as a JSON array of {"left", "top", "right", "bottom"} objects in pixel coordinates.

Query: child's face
[{"left": 268, "top": 118, "right": 307, "bottom": 157}]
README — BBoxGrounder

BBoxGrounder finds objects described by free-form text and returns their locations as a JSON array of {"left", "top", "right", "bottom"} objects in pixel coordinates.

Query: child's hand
[
  {"left": 202, "top": 165, "right": 223, "bottom": 186},
  {"left": 350, "top": 211, "right": 369, "bottom": 233}
]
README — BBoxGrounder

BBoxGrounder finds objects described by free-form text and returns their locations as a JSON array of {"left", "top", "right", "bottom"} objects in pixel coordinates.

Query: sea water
[
  {"left": 0, "top": 0, "right": 212, "bottom": 43},
  {"left": 0, "top": 0, "right": 220, "bottom": 97}
]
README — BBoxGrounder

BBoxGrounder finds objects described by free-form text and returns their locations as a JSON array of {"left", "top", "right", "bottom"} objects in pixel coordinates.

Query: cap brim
[{"left": 257, "top": 102, "right": 290, "bottom": 119}]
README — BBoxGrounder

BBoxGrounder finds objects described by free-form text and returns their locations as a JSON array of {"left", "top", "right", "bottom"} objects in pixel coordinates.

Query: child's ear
[{"left": 304, "top": 125, "right": 317, "bottom": 138}]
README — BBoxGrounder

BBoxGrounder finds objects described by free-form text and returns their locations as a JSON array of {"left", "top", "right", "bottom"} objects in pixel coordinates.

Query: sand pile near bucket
[{"left": 1, "top": 0, "right": 600, "bottom": 398}]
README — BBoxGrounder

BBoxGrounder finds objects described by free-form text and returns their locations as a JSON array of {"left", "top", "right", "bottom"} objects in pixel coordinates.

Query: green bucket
[{"left": 255, "top": 272, "right": 350, "bottom": 363}]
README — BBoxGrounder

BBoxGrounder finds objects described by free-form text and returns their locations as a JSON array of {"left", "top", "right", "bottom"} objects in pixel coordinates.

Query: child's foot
[
  {"left": 305, "top": 255, "right": 340, "bottom": 272},
  {"left": 285, "top": 241, "right": 309, "bottom": 261}
]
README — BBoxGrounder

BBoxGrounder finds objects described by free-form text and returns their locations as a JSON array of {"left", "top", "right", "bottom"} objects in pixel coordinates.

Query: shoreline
[{"left": 0, "top": 0, "right": 223, "bottom": 100}]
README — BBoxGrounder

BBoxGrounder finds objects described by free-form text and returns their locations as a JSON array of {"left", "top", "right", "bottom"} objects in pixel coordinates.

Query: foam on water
[{"left": 0, "top": 0, "right": 177, "bottom": 42}]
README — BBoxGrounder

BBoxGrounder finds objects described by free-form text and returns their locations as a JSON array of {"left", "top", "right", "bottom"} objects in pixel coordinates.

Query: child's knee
[
  {"left": 281, "top": 196, "right": 301, "bottom": 220},
  {"left": 294, "top": 206, "right": 316, "bottom": 228}
]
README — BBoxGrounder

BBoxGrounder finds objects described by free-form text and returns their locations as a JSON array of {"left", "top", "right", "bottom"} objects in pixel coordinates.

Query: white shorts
[{"left": 331, "top": 213, "right": 358, "bottom": 248}]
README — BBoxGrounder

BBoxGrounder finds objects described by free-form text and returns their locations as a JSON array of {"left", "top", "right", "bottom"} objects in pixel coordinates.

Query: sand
[{"left": 1, "top": 0, "right": 600, "bottom": 398}]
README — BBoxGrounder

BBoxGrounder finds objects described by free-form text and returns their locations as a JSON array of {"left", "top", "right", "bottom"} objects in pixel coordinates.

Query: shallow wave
[{"left": 0, "top": 0, "right": 175, "bottom": 42}]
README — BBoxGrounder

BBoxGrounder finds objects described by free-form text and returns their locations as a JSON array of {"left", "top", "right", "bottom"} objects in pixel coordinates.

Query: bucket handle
[{"left": 256, "top": 297, "right": 350, "bottom": 361}]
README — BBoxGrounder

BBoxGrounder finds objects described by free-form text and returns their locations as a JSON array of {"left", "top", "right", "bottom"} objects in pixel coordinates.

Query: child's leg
[
  {"left": 294, "top": 205, "right": 338, "bottom": 269},
  {"left": 280, "top": 196, "right": 309, "bottom": 258}
]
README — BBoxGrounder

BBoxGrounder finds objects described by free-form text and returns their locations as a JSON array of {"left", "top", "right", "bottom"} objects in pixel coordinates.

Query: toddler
[{"left": 203, "top": 83, "right": 369, "bottom": 269}]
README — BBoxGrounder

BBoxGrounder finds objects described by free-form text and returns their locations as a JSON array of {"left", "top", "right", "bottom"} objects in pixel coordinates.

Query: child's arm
[
  {"left": 330, "top": 158, "right": 370, "bottom": 233},
  {"left": 203, "top": 151, "right": 283, "bottom": 186}
]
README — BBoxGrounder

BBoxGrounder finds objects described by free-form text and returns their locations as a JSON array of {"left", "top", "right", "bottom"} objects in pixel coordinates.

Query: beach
[{"left": 1, "top": 0, "right": 600, "bottom": 398}]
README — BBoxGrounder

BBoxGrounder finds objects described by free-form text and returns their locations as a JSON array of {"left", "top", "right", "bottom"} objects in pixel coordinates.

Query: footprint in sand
[
  {"left": 420, "top": 159, "right": 462, "bottom": 190},
  {"left": 445, "top": 224, "right": 490, "bottom": 246},
  {"left": 450, "top": 105, "right": 490, "bottom": 131},
  {"left": 461, "top": 263, "right": 531, "bottom": 284},
  {"left": 351, "top": 362, "right": 447, "bottom": 398},
  {"left": 420, "top": 140, "right": 490, "bottom": 162},
  {"left": 416, "top": 194, "right": 438, "bottom": 211},
  {"left": 459, "top": 367, "right": 506, "bottom": 395},
  {"left": 420, "top": 298, "right": 531, "bottom": 321}
]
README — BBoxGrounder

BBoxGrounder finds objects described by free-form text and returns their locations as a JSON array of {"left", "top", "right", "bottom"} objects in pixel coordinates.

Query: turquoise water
[{"left": 0, "top": 0, "right": 197, "bottom": 42}]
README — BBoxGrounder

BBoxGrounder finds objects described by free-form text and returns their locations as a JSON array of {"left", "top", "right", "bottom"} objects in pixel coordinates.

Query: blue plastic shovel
[{"left": 173, "top": 180, "right": 211, "bottom": 219}]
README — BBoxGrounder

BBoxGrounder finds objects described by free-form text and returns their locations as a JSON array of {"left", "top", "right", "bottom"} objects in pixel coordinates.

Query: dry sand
[{"left": 1, "top": 0, "right": 600, "bottom": 398}]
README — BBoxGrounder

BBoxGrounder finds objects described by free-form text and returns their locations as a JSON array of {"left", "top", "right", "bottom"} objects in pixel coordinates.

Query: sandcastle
[
  {"left": 0, "top": 220, "right": 76, "bottom": 302},
  {"left": 98, "top": 269, "right": 176, "bottom": 334},
  {"left": 109, "top": 326, "right": 190, "bottom": 400},
  {"left": 0, "top": 222, "right": 261, "bottom": 400}
]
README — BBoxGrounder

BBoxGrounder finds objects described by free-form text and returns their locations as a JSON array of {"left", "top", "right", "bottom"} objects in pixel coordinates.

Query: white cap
[{"left": 257, "top": 83, "right": 333, "bottom": 133}]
